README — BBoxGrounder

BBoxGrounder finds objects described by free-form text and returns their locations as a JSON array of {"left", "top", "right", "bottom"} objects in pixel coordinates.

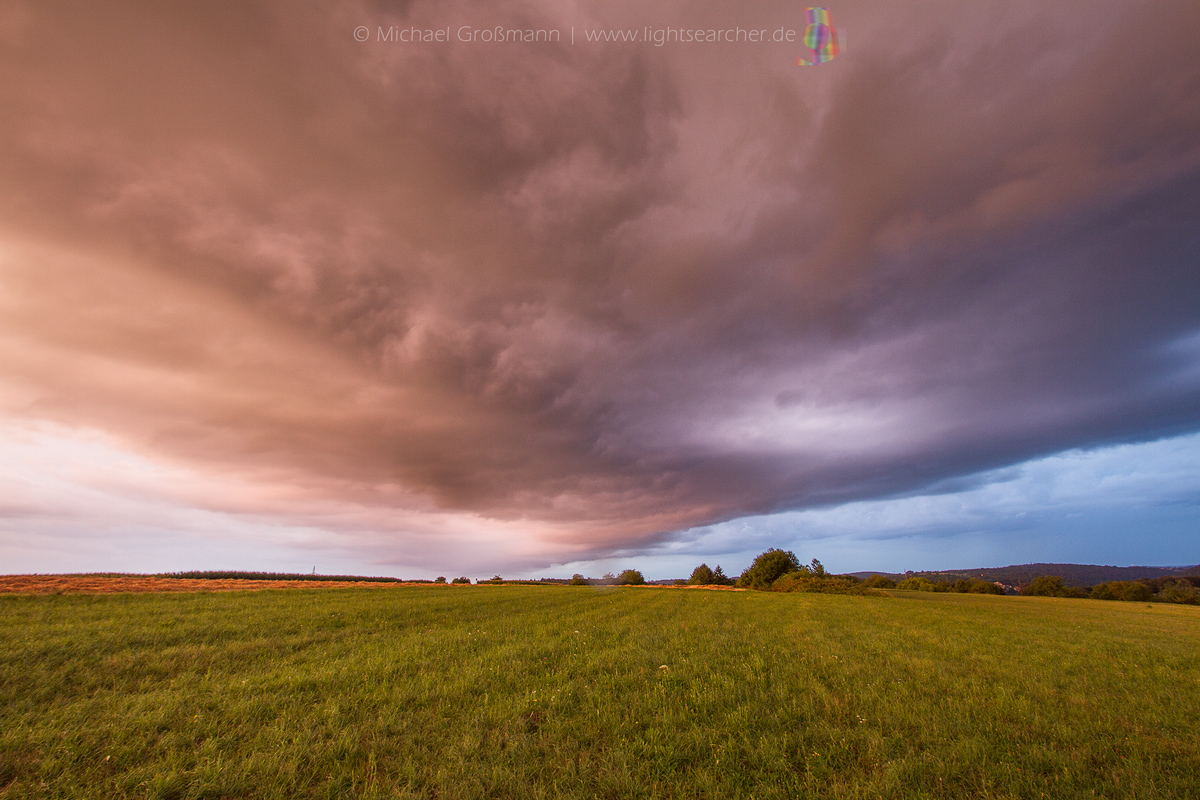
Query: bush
[
  {"left": 451, "top": 576, "right": 471, "bottom": 585},
  {"left": 894, "top": 577, "right": 1002, "bottom": 594},
  {"left": 617, "top": 569, "right": 645, "bottom": 586},
  {"left": 568, "top": 573, "right": 588, "bottom": 586},
  {"left": 770, "top": 573, "right": 866, "bottom": 595},
  {"left": 434, "top": 576, "right": 446, "bottom": 584},
  {"left": 737, "top": 549, "right": 801, "bottom": 589},
  {"left": 933, "top": 578, "right": 1004, "bottom": 595},
  {"left": 863, "top": 575, "right": 896, "bottom": 589}
]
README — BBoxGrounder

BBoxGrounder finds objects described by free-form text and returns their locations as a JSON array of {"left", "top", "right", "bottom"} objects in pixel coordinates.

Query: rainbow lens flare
[{"left": 797, "top": 8, "right": 840, "bottom": 66}]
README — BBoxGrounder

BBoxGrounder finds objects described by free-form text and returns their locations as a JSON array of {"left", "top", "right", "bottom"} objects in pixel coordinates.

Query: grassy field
[{"left": 1, "top": 586, "right": 1198, "bottom": 799}]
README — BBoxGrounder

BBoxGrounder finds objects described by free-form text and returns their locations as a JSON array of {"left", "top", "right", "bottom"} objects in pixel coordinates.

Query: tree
[
  {"left": 451, "top": 576, "right": 471, "bottom": 584},
  {"left": 569, "top": 573, "right": 588, "bottom": 586},
  {"left": 434, "top": 576, "right": 446, "bottom": 584},
  {"left": 1021, "top": 575, "right": 1067, "bottom": 597},
  {"left": 737, "top": 549, "right": 801, "bottom": 589},
  {"left": 1158, "top": 579, "right": 1200, "bottom": 605},
  {"left": 897, "top": 577, "right": 937, "bottom": 591},
  {"left": 1092, "top": 580, "right": 1151, "bottom": 602},
  {"left": 617, "top": 569, "right": 645, "bottom": 585},
  {"left": 689, "top": 564, "right": 733, "bottom": 586},
  {"left": 688, "top": 564, "right": 715, "bottom": 585},
  {"left": 1121, "top": 582, "right": 1152, "bottom": 602}
]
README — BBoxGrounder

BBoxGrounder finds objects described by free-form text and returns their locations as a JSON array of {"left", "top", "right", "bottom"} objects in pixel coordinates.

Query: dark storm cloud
[{"left": 1, "top": 0, "right": 1198, "bottom": 564}]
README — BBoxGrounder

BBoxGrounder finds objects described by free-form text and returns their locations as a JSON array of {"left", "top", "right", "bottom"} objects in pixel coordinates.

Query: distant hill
[{"left": 849, "top": 563, "right": 1200, "bottom": 588}]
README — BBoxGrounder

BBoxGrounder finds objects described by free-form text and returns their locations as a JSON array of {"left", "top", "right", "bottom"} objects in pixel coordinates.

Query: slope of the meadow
[{"left": 1, "top": 586, "right": 1197, "bottom": 799}]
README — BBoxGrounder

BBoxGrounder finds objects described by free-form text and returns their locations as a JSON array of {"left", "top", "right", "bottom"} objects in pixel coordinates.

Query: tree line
[
  {"left": 1016, "top": 574, "right": 1199, "bottom": 604},
  {"left": 160, "top": 559, "right": 1199, "bottom": 603},
  {"left": 677, "top": 549, "right": 1200, "bottom": 603}
]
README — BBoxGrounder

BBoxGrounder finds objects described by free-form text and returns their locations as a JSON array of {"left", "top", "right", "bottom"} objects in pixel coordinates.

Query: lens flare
[{"left": 797, "top": 7, "right": 840, "bottom": 66}]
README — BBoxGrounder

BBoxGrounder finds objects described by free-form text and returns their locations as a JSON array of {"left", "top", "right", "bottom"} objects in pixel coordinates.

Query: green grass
[{"left": 2, "top": 587, "right": 1198, "bottom": 799}]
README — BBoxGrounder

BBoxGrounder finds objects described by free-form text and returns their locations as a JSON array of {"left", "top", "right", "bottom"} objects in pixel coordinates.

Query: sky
[{"left": 1, "top": 0, "right": 1198, "bottom": 579}]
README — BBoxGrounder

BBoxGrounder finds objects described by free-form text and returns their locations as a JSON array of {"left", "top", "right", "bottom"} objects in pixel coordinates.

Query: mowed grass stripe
[{"left": 1, "top": 587, "right": 1197, "bottom": 799}]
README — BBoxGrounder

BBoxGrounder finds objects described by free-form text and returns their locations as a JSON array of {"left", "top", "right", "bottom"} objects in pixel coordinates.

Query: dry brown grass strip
[{"left": 0, "top": 575, "right": 422, "bottom": 595}]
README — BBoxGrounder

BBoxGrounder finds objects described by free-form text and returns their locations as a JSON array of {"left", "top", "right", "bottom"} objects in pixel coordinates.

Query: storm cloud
[{"left": 2, "top": 0, "right": 1198, "bottom": 573}]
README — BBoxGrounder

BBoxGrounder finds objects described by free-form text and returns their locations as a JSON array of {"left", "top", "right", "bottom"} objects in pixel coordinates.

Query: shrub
[
  {"left": 434, "top": 576, "right": 446, "bottom": 584},
  {"left": 863, "top": 575, "right": 896, "bottom": 589},
  {"left": 770, "top": 573, "right": 866, "bottom": 595},
  {"left": 617, "top": 569, "right": 645, "bottom": 585},
  {"left": 451, "top": 576, "right": 471, "bottom": 585},
  {"left": 737, "top": 549, "right": 801, "bottom": 589},
  {"left": 929, "top": 578, "right": 1004, "bottom": 595}
]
